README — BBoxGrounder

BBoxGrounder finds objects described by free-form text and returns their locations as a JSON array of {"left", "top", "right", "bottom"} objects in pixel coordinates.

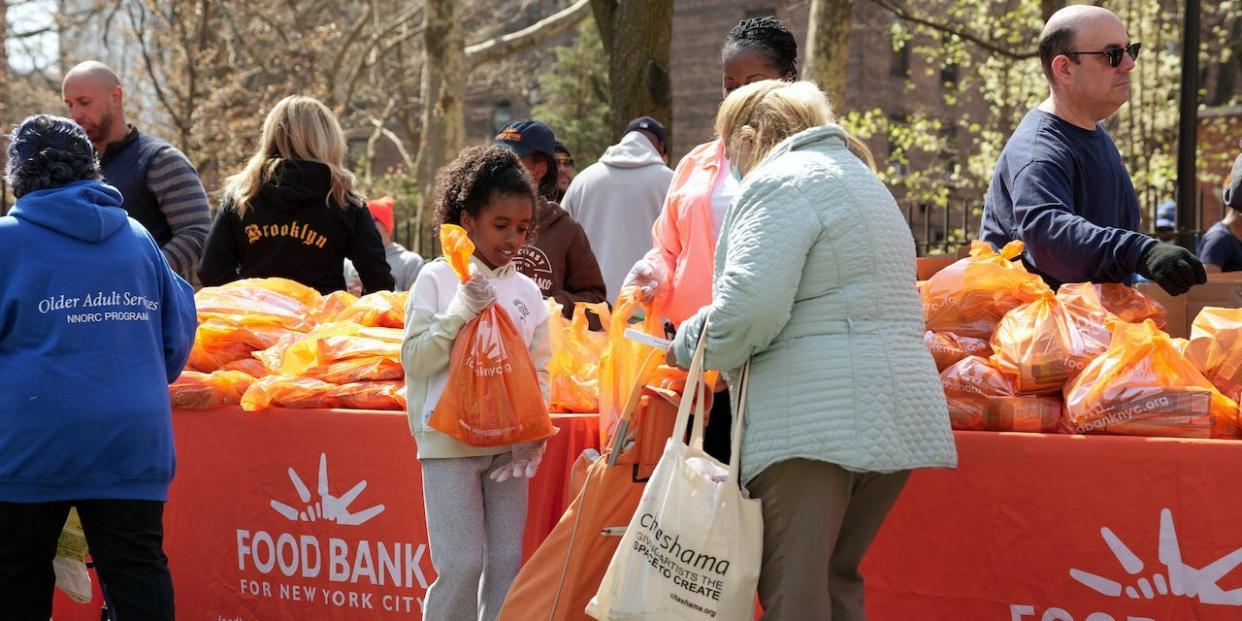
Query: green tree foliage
[
  {"left": 843, "top": 0, "right": 1241, "bottom": 246},
  {"left": 532, "top": 20, "right": 612, "bottom": 168}
]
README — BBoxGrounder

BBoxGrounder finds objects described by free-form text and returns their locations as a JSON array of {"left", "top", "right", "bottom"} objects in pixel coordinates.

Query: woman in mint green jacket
[{"left": 669, "top": 81, "right": 957, "bottom": 621}]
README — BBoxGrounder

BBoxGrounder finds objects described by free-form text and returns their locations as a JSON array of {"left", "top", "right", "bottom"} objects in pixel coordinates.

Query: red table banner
[
  {"left": 862, "top": 431, "right": 1242, "bottom": 621},
  {"left": 53, "top": 407, "right": 598, "bottom": 621}
]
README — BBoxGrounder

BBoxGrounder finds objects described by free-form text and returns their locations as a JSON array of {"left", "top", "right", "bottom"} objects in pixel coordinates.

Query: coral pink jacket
[{"left": 644, "top": 139, "right": 726, "bottom": 326}]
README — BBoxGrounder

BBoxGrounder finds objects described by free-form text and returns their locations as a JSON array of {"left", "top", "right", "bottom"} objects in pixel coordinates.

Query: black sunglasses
[{"left": 1064, "top": 42, "right": 1142, "bottom": 68}]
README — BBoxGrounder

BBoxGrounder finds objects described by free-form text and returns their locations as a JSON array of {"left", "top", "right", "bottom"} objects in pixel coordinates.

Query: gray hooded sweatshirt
[{"left": 562, "top": 131, "right": 674, "bottom": 298}]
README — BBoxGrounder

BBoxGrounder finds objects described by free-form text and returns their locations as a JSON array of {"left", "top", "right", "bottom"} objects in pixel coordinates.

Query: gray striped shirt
[{"left": 146, "top": 147, "right": 210, "bottom": 275}]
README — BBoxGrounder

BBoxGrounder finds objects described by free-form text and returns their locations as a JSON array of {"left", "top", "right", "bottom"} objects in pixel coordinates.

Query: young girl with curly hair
[{"left": 400, "top": 145, "right": 551, "bottom": 621}]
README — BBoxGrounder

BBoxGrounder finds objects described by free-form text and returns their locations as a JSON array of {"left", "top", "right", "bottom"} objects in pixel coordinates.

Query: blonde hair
[
  {"left": 224, "top": 95, "right": 360, "bottom": 216},
  {"left": 714, "top": 80, "right": 876, "bottom": 174}
]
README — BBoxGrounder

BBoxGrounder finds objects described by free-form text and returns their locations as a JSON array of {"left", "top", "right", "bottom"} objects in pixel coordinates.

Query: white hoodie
[{"left": 563, "top": 131, "right": 674, "bottom": 298}]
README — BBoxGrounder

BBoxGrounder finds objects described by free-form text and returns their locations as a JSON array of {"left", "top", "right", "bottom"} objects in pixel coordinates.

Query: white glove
[
  {"left": 448, "top": 273, "right": 496, "bottom": 318},
  {"left": 622, "top": 260, "right": 663, "bottom": 304},
  {"left": 490, "top": 440, "right": 548, "bottom": 482}
]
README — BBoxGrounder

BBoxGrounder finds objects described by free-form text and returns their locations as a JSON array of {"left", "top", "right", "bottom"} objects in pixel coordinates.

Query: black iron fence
[{"left": 903, "top": 188, "right": 1220, "bottom": 257}]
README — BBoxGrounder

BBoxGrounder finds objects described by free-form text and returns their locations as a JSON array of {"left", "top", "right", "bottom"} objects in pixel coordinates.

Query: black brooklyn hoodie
[{"left": 199, "top": 160, "right": 394, "bottom": 294}]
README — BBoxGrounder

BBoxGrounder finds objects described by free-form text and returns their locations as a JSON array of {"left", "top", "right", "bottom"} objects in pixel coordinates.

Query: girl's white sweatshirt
[{"left": 401, "top": 256, "right": 551, "bottom": 459}]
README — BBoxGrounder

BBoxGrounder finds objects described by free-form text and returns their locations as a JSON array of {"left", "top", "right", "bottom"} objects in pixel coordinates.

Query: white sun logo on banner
[
  {"left": 1069, "top": 508, "right": 1242, "bottom": 606},
  {"left": 270, "top": 452, "right": 386, "bottom": 527}
]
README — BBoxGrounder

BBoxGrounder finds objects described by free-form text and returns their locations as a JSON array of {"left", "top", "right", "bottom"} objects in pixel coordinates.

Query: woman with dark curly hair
[
  {"left": 400, "top": 145, "right": 551, "bottom": 621},
  {"left": 623, "top": 15, "right": 800, "bottom": 463},
  {"left": 0, "top": 115, "right": 197, "bottom": 619}
]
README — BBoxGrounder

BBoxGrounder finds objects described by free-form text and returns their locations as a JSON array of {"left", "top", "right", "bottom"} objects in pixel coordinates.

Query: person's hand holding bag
[
  {"left": 447, "top": 273, "right": 496, "bottom": 318},
  {"left": 621, "top": 259, "right": 664, "bottom": 304}
]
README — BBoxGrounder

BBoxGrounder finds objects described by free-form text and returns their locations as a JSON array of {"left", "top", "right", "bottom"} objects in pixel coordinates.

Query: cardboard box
[{"left": 1137, "top": 278, "right": 1242, "bottom": 339}]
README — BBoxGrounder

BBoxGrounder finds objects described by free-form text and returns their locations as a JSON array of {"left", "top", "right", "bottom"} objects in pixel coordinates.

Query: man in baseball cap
[
  {"left": 344, "top": 196, "right": 423, "bottom": 293},
  {"left": 1197, "top": 150, "right": 1242, "bottom": 274},
  {"left": 493, "top": 120, "right": 607, "bottom": 318}
]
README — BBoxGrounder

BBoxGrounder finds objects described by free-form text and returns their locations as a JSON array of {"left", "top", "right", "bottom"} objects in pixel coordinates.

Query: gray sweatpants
[{"left": 421, "top": 453, "right": 528, "bottom": 621}]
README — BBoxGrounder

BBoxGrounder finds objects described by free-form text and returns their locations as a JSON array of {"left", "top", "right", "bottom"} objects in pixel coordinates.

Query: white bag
[
  {"left": 587, "top": 327, "right": 761, "bottom": 621},
  {"left": 54, "top": 508, "right": 93, "bottom": 603}
]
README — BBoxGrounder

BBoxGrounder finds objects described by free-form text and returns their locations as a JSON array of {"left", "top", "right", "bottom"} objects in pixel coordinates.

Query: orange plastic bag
[
  {"left": 598, "top": 287, "right": 667, "bottom": 447},
  {"left": 922, "top": 241, "right": 1051, "bottom": 339},
  {"left": 924, "top": 330, "right": 992, "bottom": 372},
  {"left": 1185, "top": 307, "right": 1242, "bottom": 402},
  {"left": 222, "top": 358, "right": 269, "bottom": 378},
  {"left": 187, "top": 319, "right": 298, "bottom": 371},
  {"left": 314, "top": 290, "right": 360, "bottom": 323},
  {"left": 547, "top": 299, "right": 610, "bottom": 413},
  {"left": 278, "top": 323, "right": 403, "bottom": 376},
  {"left": 195, "top": 286, "right": 317, "bottom": 332},
  {"left": 940, "top": 356, "right": 1061, "bottom": 432},
  {"left": 991, "top": 291, "right": 1107, "bottom": 394},
  {"left": 427, "top": 224, "right": 554, "bottom": 446},
  {"left": 1056, "top": 282, "right": 1167, "bottom": 328},
  {"left": 221, "top": 277, "right": 322, "bottom": 307},
  {"left": 336, "top": 291, "right": 409, "bottom": 328},
  {"left": 305, "top": 357, "right": 404, "bottom": 383},
  {"left": 240, "top": 376, "right": 406, "bottom": 411},
  {"left": 170, "top": 370, "right": 258, "bottom": 409},
  {"left": 1063, "top": 320, "right": 1240, "bottom": 439}
]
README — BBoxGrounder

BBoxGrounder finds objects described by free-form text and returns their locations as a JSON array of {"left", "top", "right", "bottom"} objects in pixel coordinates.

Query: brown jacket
[{"left": 513, "top": 198, "right": 607, "bottom": 318}]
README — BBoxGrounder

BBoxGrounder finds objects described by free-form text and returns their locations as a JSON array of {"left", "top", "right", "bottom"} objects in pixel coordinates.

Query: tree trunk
[
  {"left": 413, "top": 0, "right": 465, "bottom": 223},
  {"left": 413, "top": 0, "right": 591, "bottom": 229},
  {"left": 804, "top": 0, "right": 853, "bottom": 109},
  {"left": 590, "top": 0, "right": 674, "bottom": 153}
]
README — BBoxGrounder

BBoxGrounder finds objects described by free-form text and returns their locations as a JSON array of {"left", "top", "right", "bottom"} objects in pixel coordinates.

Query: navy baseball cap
[
  {"left": 494, "top": 120, "right": 556, "bottom": 158},
  {"left": 1155, "top": 201, "right": 1175, "bottom": 230},
  {"left": 624, "top": 116, "right": 666, "bottom": 148}
]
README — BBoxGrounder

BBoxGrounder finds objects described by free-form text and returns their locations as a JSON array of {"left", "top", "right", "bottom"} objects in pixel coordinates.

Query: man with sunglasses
[{"left": 980, "top": 5, "right": 1206, "bottom": 296}]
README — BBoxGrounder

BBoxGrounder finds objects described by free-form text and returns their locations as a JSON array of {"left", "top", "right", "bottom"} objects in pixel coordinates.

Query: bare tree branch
[
  {"left": 465, "top": 0, "right": 591, "bottom": 69},
  {"left": 867, "top": 0, "right": 1039, "bottom": 60}
]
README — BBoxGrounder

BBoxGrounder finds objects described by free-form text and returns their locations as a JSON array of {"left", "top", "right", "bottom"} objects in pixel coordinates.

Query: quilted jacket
[{"left": 671, "top": 124, "right": 958, "bottom": 483}]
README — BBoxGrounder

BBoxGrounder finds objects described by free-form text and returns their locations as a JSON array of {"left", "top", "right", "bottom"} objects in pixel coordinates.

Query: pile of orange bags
[
  {"left": 1063, "top": 320, "right": 1239, "bottom": 439},
  {"left": 176, "top": 277, "right": 411, "bottom": 411},
  {"left": 940, "top": 356, "right": 1061, "bottom": 432},
  {"left": 921, "top": 241, "right": 1051, "bottom": 339},
  {"left": 547, "top": 299, "right": 610, "bottom": 413}
]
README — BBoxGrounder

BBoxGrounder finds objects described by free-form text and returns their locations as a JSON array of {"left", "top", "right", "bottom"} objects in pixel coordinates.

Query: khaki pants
[{"left": 748, "top": 458, "right": 910, "bottom": 621}]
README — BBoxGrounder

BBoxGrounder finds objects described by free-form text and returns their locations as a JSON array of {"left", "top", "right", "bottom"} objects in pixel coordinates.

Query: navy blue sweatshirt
[
  {"left": 980, "top": 108, "right": 1155, "bottom": 288},
  {"left": 0, "top": 180, "right": 197, "bottom": 502}
]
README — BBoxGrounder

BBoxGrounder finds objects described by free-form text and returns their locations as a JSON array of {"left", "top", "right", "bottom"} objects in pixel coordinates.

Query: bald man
[
  {"left": 62, "top": 61, "right": 210, "bottom": 277},
  {"left": 980, "top": 6, "right": 1205, "bottom": 296}
]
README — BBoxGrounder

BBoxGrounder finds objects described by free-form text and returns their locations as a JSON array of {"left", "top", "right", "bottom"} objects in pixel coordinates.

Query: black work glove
[{"left": 1138, "top": 243, "right": 1208, "bottom": 296}]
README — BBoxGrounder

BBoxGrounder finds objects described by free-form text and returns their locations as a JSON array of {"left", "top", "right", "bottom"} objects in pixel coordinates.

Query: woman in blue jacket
[
  {"left": 0, "top": 115, "right": 197, "bottom": 620},
  {"left": 668, "top": 82, "right": 957, "bottom": 620}
]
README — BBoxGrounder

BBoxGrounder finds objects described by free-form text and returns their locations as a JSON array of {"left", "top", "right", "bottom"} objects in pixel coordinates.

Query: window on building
[
  {"left": 940, "top": 64, "right": 959, "bottom": 88},
  {"left": 891, "top": 43, "right": 910, "bottom": 79},
  {"left": 492, "top": 101, "right": 513, "bottom": 135}
]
